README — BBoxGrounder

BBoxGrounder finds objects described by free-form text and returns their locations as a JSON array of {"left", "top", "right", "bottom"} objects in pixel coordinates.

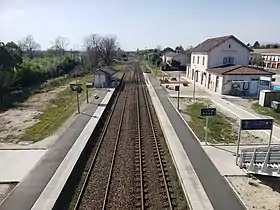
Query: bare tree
[
  {"left": 100, "top": 35, "right": 119, "bottom": 65},
  {"left": 83, "top": 34, "right": 119, "bottom": 69},
  {"left": 51, "top": 36, "right": 69, "bottom": 56},
  {"left": 18, "top": 35, "right": 40, "bottom": 58},
  {"left": 84, "top": 34, "right": 102, "bottom": 68}
]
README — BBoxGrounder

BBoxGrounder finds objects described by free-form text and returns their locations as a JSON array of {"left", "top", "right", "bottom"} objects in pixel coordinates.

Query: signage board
[
  {"left": 260, "top": 76, "right": 271, "bottom": 82},
  {"left": 86, "top": 82, "right": 94, "bottom": 88},
  {"left": 240, "top": 118, "right": 273, "bottom": 130},
  {"left": 260, "top": 76, "right": 271, "bottom": 86},
  {"left": 260, "top": 80, "right": 270, "bottom": 86},
  {"left": 70, "top": 83, "right": 83, "bottom": 92},
  {"left": 77, "top": 86, "right": 83, "bottom": 93},
  {"left": 201, "top": 108, "right": 216, "bottom": 116}
]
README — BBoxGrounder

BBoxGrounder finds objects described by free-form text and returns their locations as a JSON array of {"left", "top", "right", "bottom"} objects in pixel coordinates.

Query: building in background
[
  {"left": 93, "top": 66, "right": 121, "bottom": 88},
  {"left": 161, "top": 52, "right": 188, "bottom": 68},
  {"left": 186, "top": 35, "right": 274, "bottom": 96},
  {"left": 249, "top": 49, "right": 280, "bottom": 70}
]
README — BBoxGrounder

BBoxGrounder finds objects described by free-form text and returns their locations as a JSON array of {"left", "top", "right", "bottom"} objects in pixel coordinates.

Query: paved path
[
  {"left": 0, "top": 91, "right": 108, "bottom": 210},
  {"left": 0, "top": 150, "right": 46, "bottom": 182},
  {"left": 147, "top": 74, "right": 245, "bottom": 210}
]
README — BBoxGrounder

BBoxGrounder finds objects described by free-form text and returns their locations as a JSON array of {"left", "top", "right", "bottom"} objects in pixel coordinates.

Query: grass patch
[
  {"left": 186, "top": 101, "right": 237, "bottom": 144},
  {"left": 113, "top": 64, "right": 124, "bottom": 71},
  {"left": 22, "top": 74, "right": 93, "bottom": 142},
  {"left": 251, "top": 102, "right": 280, "bottom": 124},
  {"left": 144, "top": 62, "right": 167, "bottom": 78}
]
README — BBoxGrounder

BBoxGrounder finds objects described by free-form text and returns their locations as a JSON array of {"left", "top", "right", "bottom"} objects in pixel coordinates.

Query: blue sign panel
[
  {"left": 241, "top": 119, "right": 273, "bottom": 130},
  {"left": 201, "top": 108, "right": 216, "bottom": 116},
  {"left": 260, "top": 80, "right": 270, "bottom": 86}
]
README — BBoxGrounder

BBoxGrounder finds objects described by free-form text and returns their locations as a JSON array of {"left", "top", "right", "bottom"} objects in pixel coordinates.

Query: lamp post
[
  {"left": 177, "top": 70, "right": 181, "bottom": 110},
  {"left": 74, "top": 69, "right": 80, "bottom": 113},
  {"left": 193, "top": 69, "right": 197, "bottom": 100}
]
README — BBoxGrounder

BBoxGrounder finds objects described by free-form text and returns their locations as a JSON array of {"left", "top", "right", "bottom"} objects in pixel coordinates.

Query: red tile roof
[
  {"left": 207, "top": 65, "right": 275, "bottom": 75},
  {"left": 164, "top": 52, "right": 178, "bottom": 57},
  {"left": 192, "top": 35, "right": 252, "bottom": 53}
]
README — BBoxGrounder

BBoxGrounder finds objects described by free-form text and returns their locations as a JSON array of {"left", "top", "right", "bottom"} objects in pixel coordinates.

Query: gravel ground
[
  {"left": 149, "top": 97, "right": 188, "bottom": 210},
  {"left": 227, "top": 175, "right": 280, "bottom": 210},
  {"left": 78, "top": 88, "right": 127, "bottom": 210},
  {"left": 139, "top": 86, "right": 169, "bottom": 209},
  {"left": 73, "top": 65, "right": 187, "bottom": 210},
  {"left": 106, "top": 81, "right": 136, "bottom": 209}
]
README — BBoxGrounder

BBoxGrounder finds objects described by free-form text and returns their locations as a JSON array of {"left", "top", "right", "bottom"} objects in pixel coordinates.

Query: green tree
[
  {"left": 0, "top": 42, "right": 18, "bottom": 103},
  {"left": 253, "top": 41, "right": 260, "bottom": 49},
  {"left": 175, "top": 45, "right": 184, "bottom": 53}
]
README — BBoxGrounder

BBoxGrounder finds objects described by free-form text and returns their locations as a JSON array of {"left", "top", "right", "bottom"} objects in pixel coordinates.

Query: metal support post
[
  {"left": 193, "top": 70, "right": 196, "bottom": 99},
  {"left": 177, "top": 71, "right": 181, "bottom": 110},
  {"left": 268, "top": 119, "right": 274, "bottom": 147},
  {"left": 76, "top": 90, "right": 80, "bottom": 113},
  {"left": 86, "top": 89, "right": 89, "bottom": 103},
  {"left": 205, "top": 116, "right": 209, "bottom": 145},
  {"left": 236, "top": 119, "right": 242, "bottom": 165}
]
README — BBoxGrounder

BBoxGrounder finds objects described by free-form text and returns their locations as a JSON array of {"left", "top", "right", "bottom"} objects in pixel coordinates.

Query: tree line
[
  {"left": 0, "top": 34, "right": 120, "bottom": 104},
  {"left": 136, "top": 45, "right": 192, "bottom": 67},
  {"left": 248, "top": 41, "right": 280, "bottom": 49}
]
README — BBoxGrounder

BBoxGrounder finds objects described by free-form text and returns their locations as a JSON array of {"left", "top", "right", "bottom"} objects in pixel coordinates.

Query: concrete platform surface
[
  {"left": 0, "top": 89, "right": 114, "bottom": 210},
  {"left": 144, "top": 73, "right": 214, "bottom": 210},
  {"left": 202, "top": 146, "right": 246, "bottom": 176},
  {"left": 32, "top": 95, "right": 111, "bottom": 210},
  {"left": 0, "top": 150, "right": 46, "bottom": 182},
  {"left": 146, "top": 73, "right": 245, "bottom": 210}
]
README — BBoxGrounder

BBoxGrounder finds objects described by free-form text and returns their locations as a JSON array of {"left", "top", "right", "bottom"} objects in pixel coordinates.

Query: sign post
[
  {"left": 201, "top": 107, "right": 216, "bottom": 145},
  {"left": 70, "top": 83, "right": 82, "bottom": 113},
  {"left": 175, "top": 85, "right": 180, "bottom": 110},
  {"left": 86, "top": 82, "right": 94, "bottom": 104},
  {"left": 205, "top": 116, "right": 209, "bottom": 144},
  {"left": 86, "top": 89, "right": 89, "bottom": 103},
  {"left": 235, "top": 118, "right": 274, "bottom": 165}
]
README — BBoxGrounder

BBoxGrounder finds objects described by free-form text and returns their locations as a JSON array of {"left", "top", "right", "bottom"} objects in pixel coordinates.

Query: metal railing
[{"left": 239, "top": 146, "right": 280, "bottom": 177}]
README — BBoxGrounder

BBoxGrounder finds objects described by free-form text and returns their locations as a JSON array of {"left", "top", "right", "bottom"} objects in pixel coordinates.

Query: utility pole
[
  {"left": 74, "top": 69, "right": 80, "bottom": 113},
  {"left": 177, "top": 70, "right": 181, "bottom": 110},
  {"left": 76, "top": 89, "right": 80, "bottom": 113},
  {"left": 193, "top": 70, "right": 196, "bottom": 99}
]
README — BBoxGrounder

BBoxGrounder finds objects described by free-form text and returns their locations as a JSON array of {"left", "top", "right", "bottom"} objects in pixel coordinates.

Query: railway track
[
  {"left": 62, "top": 63, "right": 187, "bottom": 210},
  {"left": 134, "top": 65, "right": 174, "bottom": 209}
]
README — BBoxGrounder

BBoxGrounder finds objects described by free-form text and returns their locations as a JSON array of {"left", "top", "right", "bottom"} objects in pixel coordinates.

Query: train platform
[
  {"left": 144, "top": 73, "right": 246, "bottom": 210},
  {"left": 0, "top": 88, "right": 115, "bottom": 210}
]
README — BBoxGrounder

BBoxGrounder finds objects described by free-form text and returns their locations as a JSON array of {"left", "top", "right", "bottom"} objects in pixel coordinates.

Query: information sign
[
  {"left": 201, "top": 108, "right": 216, "bottom": 116},
  {"left": 241, "top": 119, "right": 273, "bottom": 130}
]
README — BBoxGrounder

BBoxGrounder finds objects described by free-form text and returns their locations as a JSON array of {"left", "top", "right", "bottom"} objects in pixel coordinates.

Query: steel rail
[
  {"left": 139, "top": 67, "right": 173, "bottom": 210},
  {"left": 73, "top": 75, "right": 126, "bottom": 210}
]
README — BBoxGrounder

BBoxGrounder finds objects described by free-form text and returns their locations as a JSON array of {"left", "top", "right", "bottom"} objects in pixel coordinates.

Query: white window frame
[{"left": 223, "top": 56, "right": 235, "bottom": 65}]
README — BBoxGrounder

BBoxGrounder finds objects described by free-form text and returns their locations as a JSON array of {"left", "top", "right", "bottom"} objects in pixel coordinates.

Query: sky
[{"left": 1, "top": 0, "right": 280, "bottom": 51}]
